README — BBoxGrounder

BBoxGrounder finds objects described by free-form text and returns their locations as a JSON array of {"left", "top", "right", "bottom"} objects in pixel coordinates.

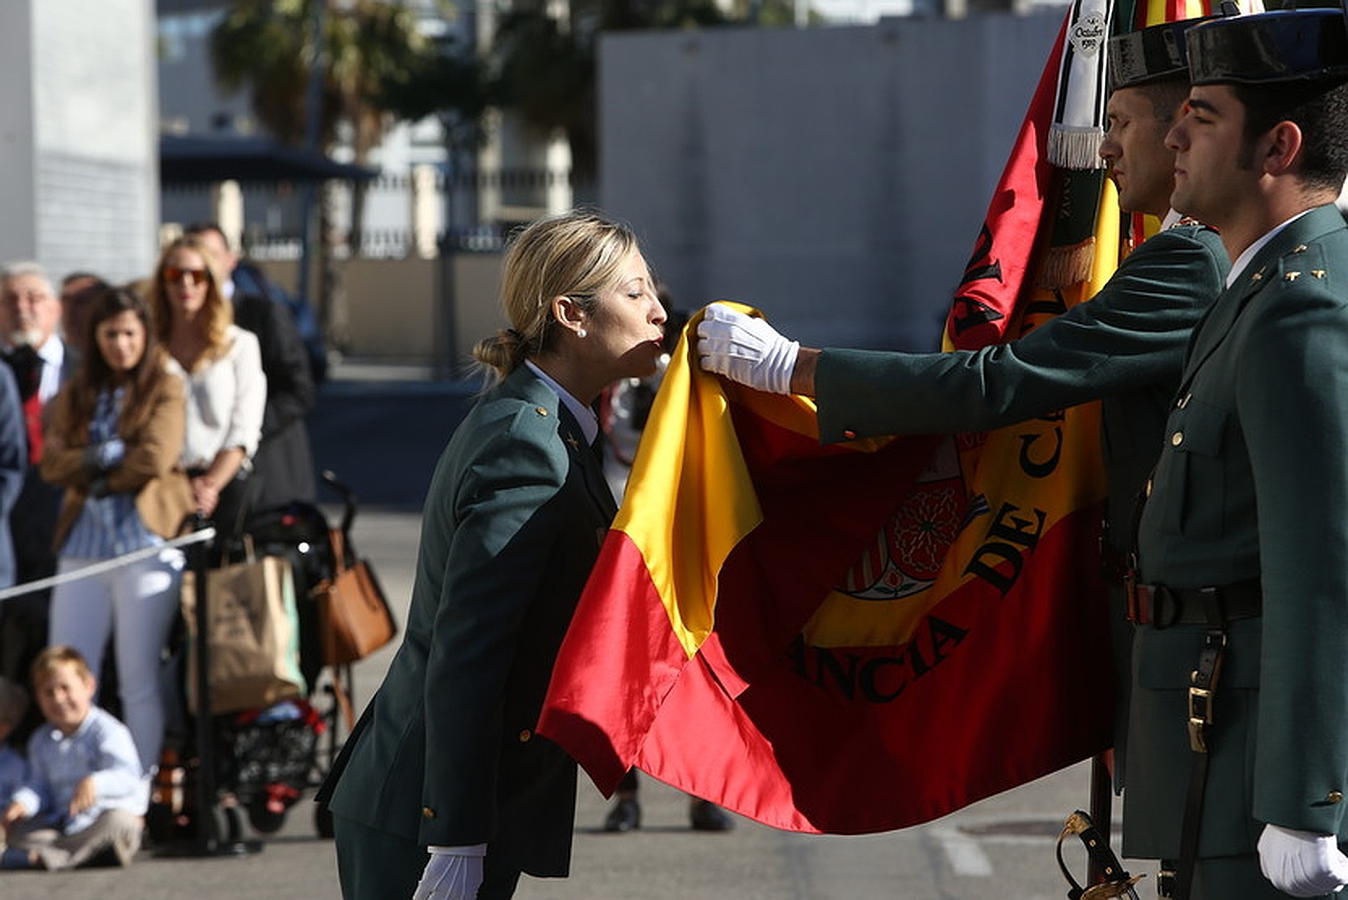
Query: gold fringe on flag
[{"left": 1037, "top": 237, "right": 1097, "bottom": 290}]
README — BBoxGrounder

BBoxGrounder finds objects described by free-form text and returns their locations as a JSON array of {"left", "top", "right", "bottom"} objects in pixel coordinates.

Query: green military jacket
[
  {"left": 813, "top": 224, "right": 1227, "bottom": 789},
  {"left": 1130, "top": 203, "right": 1348, "bottom": 860},
  {"left": 321, "top": 364, "right": 617, "bottom": 877},
  {"left": 816, "top": 224, "right": 1227, "bottom": 556}
]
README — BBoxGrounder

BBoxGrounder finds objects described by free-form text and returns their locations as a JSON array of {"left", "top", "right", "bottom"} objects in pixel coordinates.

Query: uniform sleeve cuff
[{"left": 427, "top": 843, "right": 487, "bottom": 857}]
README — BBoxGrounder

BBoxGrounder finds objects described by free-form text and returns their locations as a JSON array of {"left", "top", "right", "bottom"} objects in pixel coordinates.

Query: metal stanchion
[{"left": 157, "top": 519, "right": 262, "bottom": 858}]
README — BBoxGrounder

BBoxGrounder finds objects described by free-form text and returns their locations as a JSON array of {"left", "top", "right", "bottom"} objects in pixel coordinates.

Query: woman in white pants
[{"left": 40, "top": 286, "right": 195, "bottom": 774}]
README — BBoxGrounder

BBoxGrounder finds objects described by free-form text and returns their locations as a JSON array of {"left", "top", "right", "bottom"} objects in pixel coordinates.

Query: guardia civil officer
[
  {"left": 697, "top": 18, "right": 1228, "bottom": 792},
  {"left": 1125, "top": 9, "right": 1348, "bottom": 899},
  {"left": 316, "top": 211, "right": 667, "bottom": 899}
]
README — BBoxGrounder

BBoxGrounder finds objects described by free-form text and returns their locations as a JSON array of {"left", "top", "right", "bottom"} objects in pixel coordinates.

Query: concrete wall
[
  {"left": 0, "top": 5, "right": 38, "bottom": 267},
  {"left": 0, "top": 0, "right": 159, "bottom": 281},
  {"left": 599, "top": 12, "right": 1062, "bottom": 351}
]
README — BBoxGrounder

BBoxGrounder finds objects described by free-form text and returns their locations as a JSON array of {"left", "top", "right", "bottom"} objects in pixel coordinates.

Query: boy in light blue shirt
[{"left": 1, "top": 646, "right": 145, "bottom": 870}]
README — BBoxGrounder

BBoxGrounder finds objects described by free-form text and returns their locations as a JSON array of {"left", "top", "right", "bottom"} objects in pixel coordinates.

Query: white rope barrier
[{"left": 0, "top": 526, "right": 217, "bottom": 602}]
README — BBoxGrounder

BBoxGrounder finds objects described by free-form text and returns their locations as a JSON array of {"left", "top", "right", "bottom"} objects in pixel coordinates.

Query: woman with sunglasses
[
  {"left": 318, "top": 211, "right": 667, "bottom": 900},
  {"left": 150, "top": 235, "right": 265, "bottom": 543},
  {"left": 41, "top": 286, "right": 195, "bottom": 774}
]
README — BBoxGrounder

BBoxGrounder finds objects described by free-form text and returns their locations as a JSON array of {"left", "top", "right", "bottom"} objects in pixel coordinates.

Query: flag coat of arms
[{"left": 538, "top": 0, "right": 1215, "bottom": 833}]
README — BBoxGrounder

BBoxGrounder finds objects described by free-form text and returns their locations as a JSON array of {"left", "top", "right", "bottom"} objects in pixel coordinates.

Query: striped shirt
[{"left": 60, "top": 387, "right": 161, "bottom": 560}]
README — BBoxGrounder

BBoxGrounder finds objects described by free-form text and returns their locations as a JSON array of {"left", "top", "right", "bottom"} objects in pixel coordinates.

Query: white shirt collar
[
  {"left": 524, "top": 360, "right": 598, "bottom": 445},
  {"left": 1160, "top": 208, "right": 1185, "bottom": 230},
  {"left": 36, "top": 335, "right": 64, "bottom": 403},
  {"left": 1225, "top": 209, "right": 1315, "bottom": 288}
]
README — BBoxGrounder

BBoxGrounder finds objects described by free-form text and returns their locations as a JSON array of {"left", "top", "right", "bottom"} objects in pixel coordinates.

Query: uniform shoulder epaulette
[
  {"left": 1270, "top": 242, "right": 1330, "bottom": 286},
  {"left": 1166, "top": 216, "right": 1204, "bottom": 229}
]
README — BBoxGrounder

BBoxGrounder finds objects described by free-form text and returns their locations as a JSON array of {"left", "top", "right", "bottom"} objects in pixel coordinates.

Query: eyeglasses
[{"left": 163, "top": 267, "right": 208, "bottom": 286}]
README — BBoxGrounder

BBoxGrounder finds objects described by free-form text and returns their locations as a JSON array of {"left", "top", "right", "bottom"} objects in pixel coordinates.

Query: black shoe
[
  {"left": 689, "top": 800, "right": 734, "bottom": 832},
  {"left": 603, "top": 796, "right": 641, "bottom": 832}
]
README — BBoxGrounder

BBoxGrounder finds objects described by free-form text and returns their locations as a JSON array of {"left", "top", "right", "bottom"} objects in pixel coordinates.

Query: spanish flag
[{"left": 538, "top": 0, "right": 1196, "bottom": 833}]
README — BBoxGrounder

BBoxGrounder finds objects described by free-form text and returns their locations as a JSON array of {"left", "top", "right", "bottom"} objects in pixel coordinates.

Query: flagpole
[{"left": 1086, "top": 752, "right": 1113, "bottom": 884}]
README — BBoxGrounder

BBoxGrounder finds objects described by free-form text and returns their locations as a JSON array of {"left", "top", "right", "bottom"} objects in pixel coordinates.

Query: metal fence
[{"left": 160, "top": 167, "right": 596, "bottom": 261}]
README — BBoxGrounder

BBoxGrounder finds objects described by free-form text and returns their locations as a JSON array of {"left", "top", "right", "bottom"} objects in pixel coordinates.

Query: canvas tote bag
[{"left": 180, "top": 539, "right": 306, "bottom": 714}]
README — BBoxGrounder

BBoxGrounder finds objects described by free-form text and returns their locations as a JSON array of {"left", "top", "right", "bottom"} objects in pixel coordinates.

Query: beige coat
[{"left": 41, "top": 369, "right": 194, "bottom": 551}]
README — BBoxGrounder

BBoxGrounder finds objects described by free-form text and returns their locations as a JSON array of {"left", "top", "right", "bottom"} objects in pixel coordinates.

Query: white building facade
[{"left": 0, "top": 0, "right": 159, "bottom": 282}]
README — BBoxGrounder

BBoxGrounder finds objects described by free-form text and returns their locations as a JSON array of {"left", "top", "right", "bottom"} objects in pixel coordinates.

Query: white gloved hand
[
  {"left": 1257, "top": 823, "right": 1348, "bottom": 897},
  {"left": 696, "top": 303, "right": 799, "bottom": 395},
  {"left": 412, "top": 844, "right": 486, "bottom": 900}
]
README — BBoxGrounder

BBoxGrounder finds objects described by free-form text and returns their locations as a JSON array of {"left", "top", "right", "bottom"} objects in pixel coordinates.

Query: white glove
[
  {"left": 1257, "top": 823, "right": 1348, "bottom": 897},
  {"left": 412, "top": 844, "right": 486, "bottom": 900},
  {"left": 696, "top": 303, "right": 799, "bottom": 395}
]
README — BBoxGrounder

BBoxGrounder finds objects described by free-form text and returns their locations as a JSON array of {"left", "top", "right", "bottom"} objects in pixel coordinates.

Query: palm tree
[
  {"left": 210, "top": 0, "right": 446, "bottom": 348},
  {"left": 211, "top": 0, "right": 426, "bottom": 163},
  {"left": 490, "top": 0, "right": 732, "bottom": 181}
]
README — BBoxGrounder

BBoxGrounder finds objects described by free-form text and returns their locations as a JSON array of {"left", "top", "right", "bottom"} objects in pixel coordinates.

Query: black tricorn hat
[
  {"left": 1186, "top": 9, "right": 1348, "bottom": 84},
  {"left": 1109, "top": 17, "right": 1216, "bottom": 91}
]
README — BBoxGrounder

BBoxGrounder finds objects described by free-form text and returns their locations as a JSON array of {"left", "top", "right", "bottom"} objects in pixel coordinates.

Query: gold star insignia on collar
[
  {"left": 1293, "top": 244, "right": 1309, "bottom": 253},
  {"left": 1313, "top": 270, "right": 1327, "bottom": 279},
  {"left": 1251, "top": 271, "right": 1263, "bottom": 281},
  {"left": 1285, "top": 271, "right": 1301, "bottom": 282}
]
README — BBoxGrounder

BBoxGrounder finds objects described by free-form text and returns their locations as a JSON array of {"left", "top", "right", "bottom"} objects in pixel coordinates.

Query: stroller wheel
[
  {"left": 248, "top": 799, "right": 288, "bottom": 834},
  {"left": 315, "top": 804, "right": 335, "bottom": 839}
]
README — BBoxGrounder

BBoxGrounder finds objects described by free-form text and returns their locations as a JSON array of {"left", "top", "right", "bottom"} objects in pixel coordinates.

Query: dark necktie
[
  {"left": 591, "top": 432, "right": 605, "bottom": 466},
  {"left": 5, "top": 348, "right": 43, "bottom": 463}
]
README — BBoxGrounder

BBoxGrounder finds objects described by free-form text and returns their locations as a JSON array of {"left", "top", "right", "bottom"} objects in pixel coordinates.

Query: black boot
[
  {"left": 689, "top": 799, "right": 734, "bottom": 832},
  {"left": 603, "top": 795, "right": 641, "bottom": 832}
]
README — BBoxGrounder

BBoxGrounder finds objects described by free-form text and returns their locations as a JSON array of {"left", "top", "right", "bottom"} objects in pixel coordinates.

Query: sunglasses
[{"left": 163, "top": 266, "right": 209, "bottom": 286}]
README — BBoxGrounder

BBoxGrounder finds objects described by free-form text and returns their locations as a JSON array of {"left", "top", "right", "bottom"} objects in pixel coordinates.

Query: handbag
[
  {"left": 180, "top": 538, "right": 306, "bottom": 714},
  {"left": 313, "top": 528, "right": 395, "bottom": 666}
]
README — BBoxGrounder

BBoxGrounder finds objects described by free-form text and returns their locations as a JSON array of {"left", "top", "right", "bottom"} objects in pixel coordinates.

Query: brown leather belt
[{"left": 1126, "top": 579, "right": 1261, "bottom": 627}]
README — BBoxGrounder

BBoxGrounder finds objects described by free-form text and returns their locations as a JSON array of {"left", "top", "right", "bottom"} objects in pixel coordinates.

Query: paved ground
[
  {"left": 4, "top": 507, "right": 1145, "bottom": 899},
  {"left": 2, "top": 377, "right": 1149, "bottom": 898}
]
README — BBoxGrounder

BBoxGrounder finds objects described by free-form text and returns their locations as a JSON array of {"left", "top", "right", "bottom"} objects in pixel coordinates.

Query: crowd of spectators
[{"left": 0, "top": 230, "right": 317, "bottom": 871}]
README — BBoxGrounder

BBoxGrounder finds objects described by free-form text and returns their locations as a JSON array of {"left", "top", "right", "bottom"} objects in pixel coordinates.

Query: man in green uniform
[
  {"left": 1125, "top": 9, "right": 1348, "bottom": 899},
  {"left": 698, "top": 18, "right": 1227, "bottom": 793}
]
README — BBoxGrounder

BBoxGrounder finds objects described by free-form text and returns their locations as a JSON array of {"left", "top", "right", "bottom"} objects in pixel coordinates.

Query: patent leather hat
[
  {"left": 1185, "top": 8, "right": 1348, "bottom": 84},
  {"left": 1109, "top": 17, "right": 1216, "bottom": 90}
]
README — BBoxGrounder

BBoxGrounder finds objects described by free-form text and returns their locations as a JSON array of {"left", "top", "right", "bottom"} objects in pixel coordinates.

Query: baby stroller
[
  {"left": 151, "top": 471, "right": 392, "bottom": 843},
  {"left": 221, "top": 470, "right": 390, "bottom": 838}
]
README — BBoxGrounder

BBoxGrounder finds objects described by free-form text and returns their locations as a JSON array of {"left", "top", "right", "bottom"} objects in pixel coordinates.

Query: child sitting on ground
[
  {"left": 0, "top": 679, "right": 28, "bottom": 802},
  {"left": 0, "top": 645, "right": 146, "bottom": 870}
]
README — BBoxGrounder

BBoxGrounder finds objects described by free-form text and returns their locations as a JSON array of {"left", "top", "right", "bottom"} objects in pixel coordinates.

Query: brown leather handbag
[{"left": 313, "top": 528, "right": 396, "bottom": 666}]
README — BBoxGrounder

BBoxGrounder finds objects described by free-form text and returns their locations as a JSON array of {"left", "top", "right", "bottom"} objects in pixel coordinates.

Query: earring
[{"left": 577, "top": 328, "right": 587, "bottom": 338}]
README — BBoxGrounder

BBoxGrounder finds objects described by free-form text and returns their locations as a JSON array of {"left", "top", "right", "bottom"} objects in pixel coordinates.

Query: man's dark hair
[
  {"left": 1139, "top": 74, "right": 1192, "bottom": 130},
  {"left": 1233, "top": 78, "right": 1348, "bottom": 191},
  {"left": 60, "top": 271, "right": 102, "bottom": 289},
  {"left": 183, "top": 221, "right": 228, "bottom": 245}
]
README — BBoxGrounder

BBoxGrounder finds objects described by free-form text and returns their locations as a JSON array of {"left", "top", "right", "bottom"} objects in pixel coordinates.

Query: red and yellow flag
[{"left": 538, "top": 3, "right": 1191, "bottom": 833}]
